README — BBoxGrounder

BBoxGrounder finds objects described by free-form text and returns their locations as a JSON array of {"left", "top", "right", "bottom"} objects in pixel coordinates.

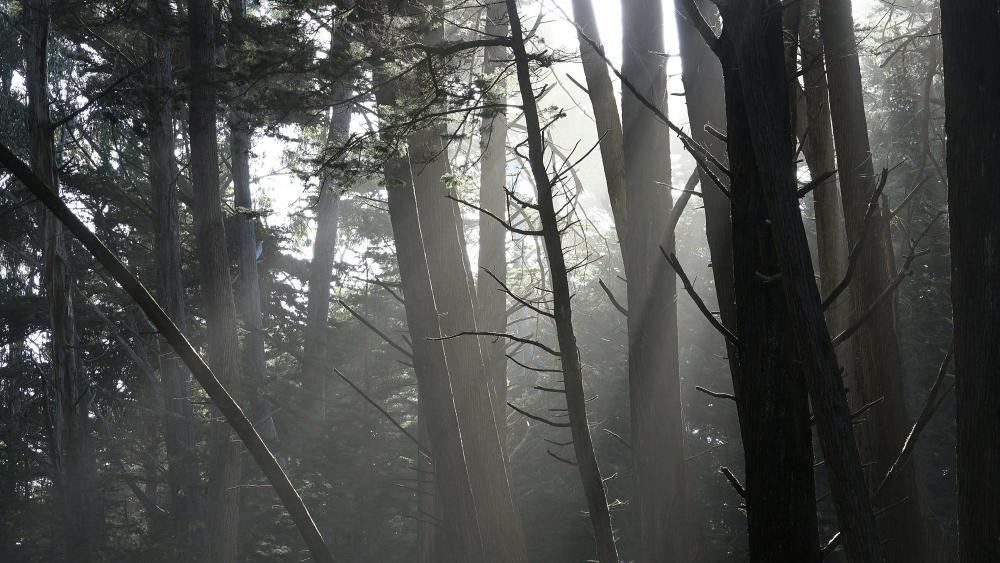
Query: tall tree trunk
[
  {"left": 145, "top": 0, "right": 201, "bottom": 546},
  {"left": 24, "top": 0, "right": 100, "bottom": 559},
  {"left": 717, "top": 0, "right": 883, "bottom": 559},
  {"left": 568, "top": 0, "right": 627, "bottom": 243},
  {"left": 406, "top": 2, "right": 526, "bottom": 560},
  {"left": 718, "top": 19, "right": 820, "bottom": 559},
  {"left": 507, "top": 2, "right": 617, "bottom": 560},
  {"left": 940, "top": 1, "right": 1000, "bottom": 560},
  {"left": 476, "top": 0, "right": 511, "bottom": 435},
  {"left": 228, "top": 0, "right": 277, "bottom": 443},
  {"left": 797, "top": 0, "right": 854, "bottom": 385},
  {"left": 819, "top": 0, "right": 932, "bottom": 556},
  {"left": 675, "top": 0, "right": 736, "bottom": 368},
  {"left": 375, "top": 66, "right": 487, "bottom": 562},
  {"left": 620, "top": 2, "right": 685, "bottom": 561},
  {"left": 187, "top": 0, "right": 242, "bottom": 558}
]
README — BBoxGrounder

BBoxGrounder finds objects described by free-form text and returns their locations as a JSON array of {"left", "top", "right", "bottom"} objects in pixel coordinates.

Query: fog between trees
[{"left": 0, "top": 0, "right": 995, "bottom": 561}]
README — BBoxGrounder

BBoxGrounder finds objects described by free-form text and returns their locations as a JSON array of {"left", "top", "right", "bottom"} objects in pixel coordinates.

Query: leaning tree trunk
[
  {"left": 716, "top": 0, "right": 884, "bottom": 559},
  {"left": 940, "top": 1, "right": 1000, "bottom": 561},
  {"left": 507, "top": 2, "right": 618, "bottom": 561},
  {"left": 476, "top": 0, "right": 511, "bottom": 433},
  {"left": 797, "top": 0, "right": 854, "bottom": 384},
  {"left": 375, "top": 69, "right": 487, "bottom": 562},
  {"left": 145, "top": 0, "right": 200, "bottom": 546},
  {"left": 569, "top": 0, "right": 627, "bottom": 242},
  {"left": 187, "top": 0, "right": 242, "bottom": 559},
  {"left": 819, "top": 0, "right": 932, "bottom": 557},
  {"left": 620, "top": 1, "right": 685, "bottom": 560},
  {"left": 718, "top": 20, "right": 820, "bottom": 559},
  {"left": 406, "top": 2, "right": 526, "bottom": 560},
  {"left": 24, "top": 0, "right": 101, "bottom": 559}
]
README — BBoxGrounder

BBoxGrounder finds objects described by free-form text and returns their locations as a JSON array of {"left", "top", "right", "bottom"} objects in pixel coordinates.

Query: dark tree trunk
[
  {"left": 940, "top": 1, "right": 1000, "bottom": 560},
  {"left": 476, "top": 0, "right": 511, "bottom": 433},
  {"left": 24, "top": 0, "right": 101, "bottom": 558},
  {"left": 228, "top": 0, "right": 277, "bottom": 443},
  {"left": 145, "top": 0, "right": 200, "bottom": 545},
  {"left": 621, "top": 1, "right": 685, "bottom": 560},
  {"left": 819, "top": 0, "right": 932, "bottom": 556},
  {"left": 718, "top": 19, "right": 820, "bottom": 559},
  {"left": 187, "top": 0, "right": 242, "bottom": 558},
  {"left": 507, "top": 2, "right": 618, "bottom": 560},
  {"left": 717, "top": 0, "right": 883, "bottom": 560}
]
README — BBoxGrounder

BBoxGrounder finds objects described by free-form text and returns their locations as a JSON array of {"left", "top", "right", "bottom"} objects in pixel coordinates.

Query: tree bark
[
  {"left": 145, "top": 0, "right": 201, "bottom": 545},
  {"left": 24, "top": 0, "right": 101, "bottom": 558},
  {"left": 940, "top": 1, "right": 1000, "bottom": 560},
  {"left": 718, "top": 19, "right": 820, "bottom": 559},
  {"left": 187, "top": 0, "right": 242, "bottom": 558},
  {"left": 819, "top": 0, "right": 932, "bottom": 556},
  {"left": 477, "top": 0, "right": 511, "bottom": 436},
  {"left": 717, "top": 1, "right": 883, "bottom": 559},
  {"left": 797, "top": 0, "right": 854, "bottom": 384},
  {"left": 406, "top": 2, "right": 526, "bottom": 560},
  {"left": 375, "top": 64, "right": 487, "bottom": 561},
  {"left": 228, "top": 0, "right": 277, "bottom": 443},
  {"left": 569, "top": 0, "right": 627, "bottom": 243},
  {"left": 620, "top": 2, "right": 685, "bottom": 561},
  {"left": 507, "top": 2, "right": 617, "bottom": 561}
]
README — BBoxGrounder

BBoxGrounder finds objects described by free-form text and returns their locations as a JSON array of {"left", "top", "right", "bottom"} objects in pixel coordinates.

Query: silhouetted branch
[{"left": 661, "top": 249, "right": 738, "bottom": 343}]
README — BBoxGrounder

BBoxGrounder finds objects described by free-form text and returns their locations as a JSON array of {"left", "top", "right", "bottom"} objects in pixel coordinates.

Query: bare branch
[
  {"left": 661, "top": 249, "right": 738, "bottom": 343},
  {"left": 507, "top": 401, "right": 571, "bottom": 427}
]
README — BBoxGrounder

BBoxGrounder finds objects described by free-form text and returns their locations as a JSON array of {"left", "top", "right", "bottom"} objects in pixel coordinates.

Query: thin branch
[
  {"left": 695, "top": 385, "right": 736, "bottom": 401},
  {"left": 661, "top": 249, "right": 738, "bottom": 343},
  {"left": 432, "top": 331, "right": 561, "bottom": 357},
  {"left": 507, "top": 401, "right": 571, "bottom": 427},
  {"left": 338, "top": 300, "right": 413, "bottom": 359},
  {"left": 720, "top": 466, "right": 746, "bottom": 498},
  {"left": 598, "top": 279, "right": 627, "bottom": 316}
]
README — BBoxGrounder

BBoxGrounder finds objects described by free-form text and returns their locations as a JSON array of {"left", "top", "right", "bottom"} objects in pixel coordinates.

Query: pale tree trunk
[
  {"left": 819, "top": 0, "right": 933, "bottom": 557},
  {"left": 24, "top": 0, "right": 101, "bottom": 559},
  {"left": 620, "top": 1, "right": 685, "bottom": 561},
  {"left": 507, "top": 1, "right": 617, "bottom": 560},
  {"left": 145, "top": 0, "right": 201, "bottom": 545},
  {"left": 569, "top": 0, "right": 627, "bottom": 243},
  {"left": 228, "top": 0, "right": 277, "bottom": 443},
  {"left": 476, "top": 0, "right": 511, "bottom": 435},
  {"left": 187, "top": 0, "right": 242, "bottom": 558},
  {"left": 797, "top": 0, "right": 854, "bottom": 385},
  {"left": 940, "top": 1, "right": 1000, "bottom": 560},
  {"left": 406, "top": 2, "right": 526, "bottom": 560},
  {"left": 375, "top": 67, "right": 486, "bottom": 562}
]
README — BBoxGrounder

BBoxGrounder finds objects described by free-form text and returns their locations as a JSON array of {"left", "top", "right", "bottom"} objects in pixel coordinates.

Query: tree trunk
[
  {"left": 797, "top": 0, "right": 854, "bottom": 385},
  {"left": 406, "top": 2, "right": 526, "bottom": 560},
  {"left": 228, "top": 0, "right": 277, "bottom": 443},
  {"left": 187, "top": 0, "right": 242, "bottom": 558},
  {"left": 718, "top": 20, "right": 820, "bottom": 559},
  {"left": 620, "top": 2, "right": 685, "bottom": 561},
  {"left": 718, "top": 1, "right": 883, "bottom": 559},
  {"left": 24, "top": 0, "right": 101, "bottom": 558},
  {"left": 940, "top": 1, "right": 1000, "bottom": 560},
  {"left": 375, "top": 66, "right": 487, "bottom": 561},
  {"left": 819, "top": 0, "right": 932, "bottom": 556},
  {"left": 569, "top": 0, "right": 627, "bottom": 243},
  {"left": 477, "top": 0, "right": 511, "bottom": 436},
  {"left": 507, "top": 2, "right": 618, "bottom": 560},
  {"left": 145, "top": 0, "right": 201, "bottom": 546}
]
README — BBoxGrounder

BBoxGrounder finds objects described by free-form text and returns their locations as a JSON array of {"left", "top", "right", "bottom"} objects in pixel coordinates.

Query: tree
[
  {"left": 819, "top": 0, "right": 934, "bottom": 555},
  {"left": 940, "top": 1, "right": 1000, "bottom": 560},
  {"left": 507, "top": 1, "right": 617, "bottom": 559},
  {"left": 186, "top": 0, "right": 243, "bottom": 557},
  {"left": 620, "top": 1, "right": 685, "bottom": 560},
  {"left": 24, "top": 0, "right": 102, "bottom": 558}
]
